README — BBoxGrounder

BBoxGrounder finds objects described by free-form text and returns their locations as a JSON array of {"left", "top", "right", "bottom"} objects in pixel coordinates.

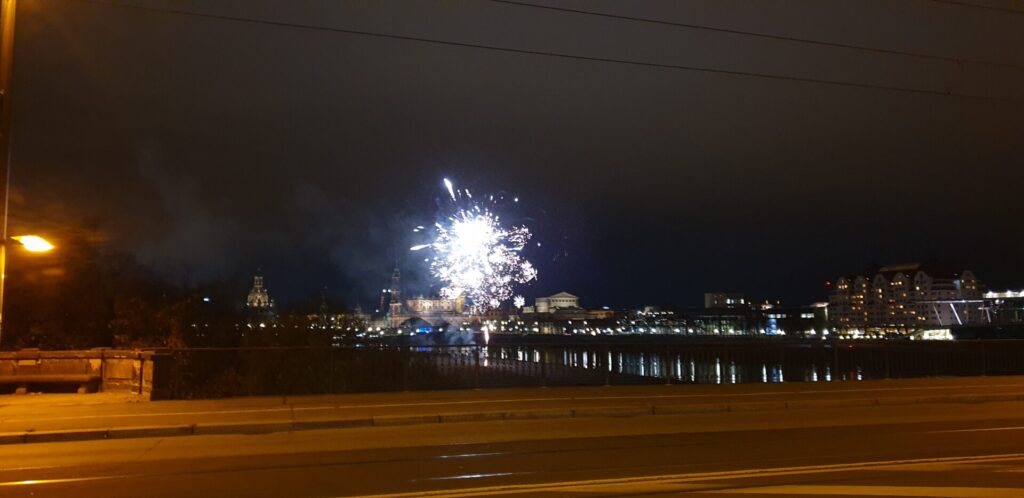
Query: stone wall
[{"left": 0, "top": 349, "right": 156, "bottom": 398}]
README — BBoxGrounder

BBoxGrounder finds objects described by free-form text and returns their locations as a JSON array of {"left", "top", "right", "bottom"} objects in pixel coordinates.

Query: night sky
[{"left": 9, "top": 0, "right": 1024, "bottom": 309}]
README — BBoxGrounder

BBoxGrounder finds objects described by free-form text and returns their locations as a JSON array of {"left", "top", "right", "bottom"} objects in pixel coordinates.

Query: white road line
[
  {"left": 929, "top": 426, "right": 1024, "bottom": 434},
  {"left": 0, "top": 476, "right": 123, "bottom": 487},
  {"left": 426, "top": 472, "right": 521, "bottom": 481},
  {"left": 353, "top": 453, "right": 1024, "bottom": 497},
  {"left": 4, "top": 453, "right": 1024, "bottom": 493},
  {"left": 697, "top": 484, "right": 1024, "bottom": 496}
]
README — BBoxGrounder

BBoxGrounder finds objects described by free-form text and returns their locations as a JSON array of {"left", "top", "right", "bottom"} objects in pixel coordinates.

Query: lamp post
[
  {"left": 0, "top": 234, "right": 53, "bottom": 345},
  {"left": 0, "top": 0, "right": 19, "bottom": 346}
]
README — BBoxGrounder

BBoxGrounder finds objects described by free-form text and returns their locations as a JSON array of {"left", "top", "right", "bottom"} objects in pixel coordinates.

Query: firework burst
[{"left": 412, "top": 179, "right": 538, "bottom": 313}]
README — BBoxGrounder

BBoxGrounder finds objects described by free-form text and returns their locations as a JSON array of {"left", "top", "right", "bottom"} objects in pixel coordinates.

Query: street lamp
[
  {"left": 11, "top": 235, "right": 53, "bottom": 253},
  {"left": 0, "top": 234, "right": 55, "bottom": 345},
  {"left": 0, "top": 1, "right": 57, "bottom": 348}
]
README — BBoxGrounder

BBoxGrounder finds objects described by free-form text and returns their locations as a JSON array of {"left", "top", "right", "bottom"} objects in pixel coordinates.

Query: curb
[
  {"left": 372, "top": 414, "right": 440, "bottom": 426},
  {"left": 2, "top": 392, "right": 1023, "bottom": 446},
  {"left": 108, "top": 425, "right": 194, "bottom": 440},
  {"left": 505, "top": 408, "right": 573, "bottom": 420},
  {"left": 573, "top": 405, "right": 653, "bottom": 418}
]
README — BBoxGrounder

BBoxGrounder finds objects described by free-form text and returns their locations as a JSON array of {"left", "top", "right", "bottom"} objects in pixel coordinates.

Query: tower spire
[{"left": 390, "top": 265, "right": 401, "bottom": 303}]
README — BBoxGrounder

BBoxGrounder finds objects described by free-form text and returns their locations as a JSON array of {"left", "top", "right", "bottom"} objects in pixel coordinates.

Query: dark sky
[{"left": 9, "top": 0, "right": 1024, "bottom": 309}]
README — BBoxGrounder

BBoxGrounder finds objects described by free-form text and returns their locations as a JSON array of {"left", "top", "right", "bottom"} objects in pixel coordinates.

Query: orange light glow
[{"left": 11, "top": 235, "right": 54, "bottom": 252}]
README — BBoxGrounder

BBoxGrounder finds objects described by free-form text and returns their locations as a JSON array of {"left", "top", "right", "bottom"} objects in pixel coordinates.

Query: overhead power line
[
  {"left": 490, "top": 0, "right": 1024, "bottom": 72},
  {"left": 78, "top": 0, "right": 1024, "bottom": 104},
  {"left": 927, "top": 0, "right": 1024, "bottom": 15}
]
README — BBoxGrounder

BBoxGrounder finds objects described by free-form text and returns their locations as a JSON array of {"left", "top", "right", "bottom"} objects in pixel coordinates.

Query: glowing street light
[
  {"left": 0, "top": 234, "right": 56, "bottom": 344},
  {"left": 11, "top": 235, "right": 54, "bottom": 253}
]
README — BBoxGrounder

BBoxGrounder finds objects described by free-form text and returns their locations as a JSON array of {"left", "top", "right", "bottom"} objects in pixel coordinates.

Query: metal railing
[{"left": 150, "top": 340, "right": 1024, "bottom": 399}]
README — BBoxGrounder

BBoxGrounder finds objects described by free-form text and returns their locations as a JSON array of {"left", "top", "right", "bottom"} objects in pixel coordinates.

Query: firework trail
[
  {"left": 412, "top": 178, "right": 537, "bottom": 313},
  {"left": 443, "top": 178, "right": 456, "bottom": 201}
]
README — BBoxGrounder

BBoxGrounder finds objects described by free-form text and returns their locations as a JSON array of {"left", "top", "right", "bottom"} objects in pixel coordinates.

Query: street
[{"left": 3, "top": 380, "right": 1024, "bottom": 496}]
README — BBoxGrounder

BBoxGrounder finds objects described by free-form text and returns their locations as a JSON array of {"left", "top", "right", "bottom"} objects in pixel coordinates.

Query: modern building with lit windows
[
  {"left": 981, "top": 290, "right": 1024, "bottom": 325},
  {"left": 704, "top": 292, "right": 746, "bottom": 309},
  {"left": 829, "top": 263, "right": 984, "bottom": 336}
]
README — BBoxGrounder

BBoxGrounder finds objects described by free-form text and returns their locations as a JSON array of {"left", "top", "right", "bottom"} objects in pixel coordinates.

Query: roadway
[{"left": 2, "top": 379, "right": 1024, "bottom": 496}]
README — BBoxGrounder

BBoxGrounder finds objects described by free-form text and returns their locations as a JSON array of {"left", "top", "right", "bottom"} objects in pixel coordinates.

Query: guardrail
[
  {"left": 0, "top": 349, "right": 155, "bottom": 396},
  {"left": 147, "top": 340, "right": 1024, "bottom": 399}
]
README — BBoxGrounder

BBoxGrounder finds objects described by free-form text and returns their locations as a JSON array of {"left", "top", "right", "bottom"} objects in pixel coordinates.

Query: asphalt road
[{"left": 3, "top": 397, "right": 1024, "bottom": 496}]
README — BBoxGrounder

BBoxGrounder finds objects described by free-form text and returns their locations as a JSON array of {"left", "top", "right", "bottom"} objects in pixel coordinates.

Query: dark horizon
[{"left": 9, "top": 0, "right": 1024, "bottom": 309}]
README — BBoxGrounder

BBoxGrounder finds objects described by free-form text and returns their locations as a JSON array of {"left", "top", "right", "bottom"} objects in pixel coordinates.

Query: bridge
[{"left": 3, "top": 377, "right": 1024, "bottom": 496}]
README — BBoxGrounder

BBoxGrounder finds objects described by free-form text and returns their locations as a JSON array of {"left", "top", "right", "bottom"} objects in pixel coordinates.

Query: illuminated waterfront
[{"left": 473, "top": 338, "right": 1019, "bottom": 385}]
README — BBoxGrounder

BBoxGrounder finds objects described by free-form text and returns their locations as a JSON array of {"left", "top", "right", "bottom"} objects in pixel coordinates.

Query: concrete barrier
[{"left": 0, "top": 349, "right": 155, "bottom": 398}]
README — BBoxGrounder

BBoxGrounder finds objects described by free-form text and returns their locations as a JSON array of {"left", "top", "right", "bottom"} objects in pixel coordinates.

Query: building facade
[
  {"left": 983, "top": 290, "right": 1024, "bottom": 325},
  {"left": 704, "top": 292, "right": 746, "bottom": 309},
  {"left": 382, "top": 267, "right": 470, "bottom": 328},
  {"left": 246, "top": 275, "right": 274, "bottom": 309},
  {"left": 829, "top": 263, "right": 984, "bottom": 335},
  {"left": 525, "top": 292, "right": 580, "bottom": 313}
]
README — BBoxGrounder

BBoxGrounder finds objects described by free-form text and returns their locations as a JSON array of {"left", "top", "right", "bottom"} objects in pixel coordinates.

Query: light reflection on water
[{"left": 485, "top": 346, "right": 874, "bottom": 384}]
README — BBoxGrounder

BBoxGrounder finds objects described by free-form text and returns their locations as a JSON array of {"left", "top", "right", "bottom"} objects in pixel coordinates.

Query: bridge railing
[{"left": 147, "top": 340, "right": 1024, "bottom": 399}]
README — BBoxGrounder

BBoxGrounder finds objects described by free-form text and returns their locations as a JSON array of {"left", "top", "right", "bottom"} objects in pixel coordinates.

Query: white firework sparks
[
  {"left": 412, "top": 179, "right": 538, "bottom": 313},
  {"left": 443, "top": 178, "right": 456, "bottom": 201},
  {"left": 513, "top": 295, "right": 526, "bottom": 309}
]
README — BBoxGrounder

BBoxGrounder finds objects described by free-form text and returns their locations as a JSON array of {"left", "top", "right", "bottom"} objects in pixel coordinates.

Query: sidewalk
[{"left": 2, "top": 376, "right": 1023, "bottom": 445}]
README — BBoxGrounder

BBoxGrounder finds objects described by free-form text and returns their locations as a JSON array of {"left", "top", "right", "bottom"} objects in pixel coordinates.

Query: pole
[{"left": 0, "top": 0, "right": 17, "bottom": 348}]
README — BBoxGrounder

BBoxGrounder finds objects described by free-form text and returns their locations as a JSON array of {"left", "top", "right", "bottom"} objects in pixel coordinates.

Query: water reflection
[{"left": 481, "top": 346, "right": 875, "bottom": 384}]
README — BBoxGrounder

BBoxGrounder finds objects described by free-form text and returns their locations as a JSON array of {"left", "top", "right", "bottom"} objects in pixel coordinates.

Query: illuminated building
[
  {"left": 245, "top": 275, "right": 274, "bottom": 309},
  {"left": 243, "top": 274, "right": 277, "bottom": 329},
  {"left": 829, "top": 263, "right": 984, "bottom": 336},
  {"left": 405, "top": 296, "right": 465, "bottom": 314},
  {"left": 982, "top": 290, "right": 1024, "bottom": 325},
  {"left": 758, "top": 303, "right": 828, "bottom": 337},
  {"left": 704, "top": 293, "right": 746, "bottom": 309},
  {"left": 523, "top": 292, "right": 579, "bottom": 313},
  {"left": 381, "top": 266, "right": 469, "bottom": 329},
  {"left": 387, "top": 267, "right": 402, "bottom": 318}
]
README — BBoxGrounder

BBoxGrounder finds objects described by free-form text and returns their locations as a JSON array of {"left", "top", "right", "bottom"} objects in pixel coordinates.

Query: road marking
[
  {"left": 434, "top": 451, "right": 504, "bottom": 459},
  {"left": 0, "top": 476, "right": 122, "bottom": 487},
  {"left": 698, "top": 484, "right": 1024, "bottom": 496},
  {"left": 4, "top": 453, "right": 1024, "bottom": 493},
  {"left": 0, "top": 406, "right": 297, "bottom": 423},
  {"left": 426, "top": 472, "right": 521, "bottom": 481},
  {"left": 353, "top": 453, "right": 1024, "bottom": 497},
  {"left": 929, "top": 426, "right": 1024, "bottom": 434}
]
